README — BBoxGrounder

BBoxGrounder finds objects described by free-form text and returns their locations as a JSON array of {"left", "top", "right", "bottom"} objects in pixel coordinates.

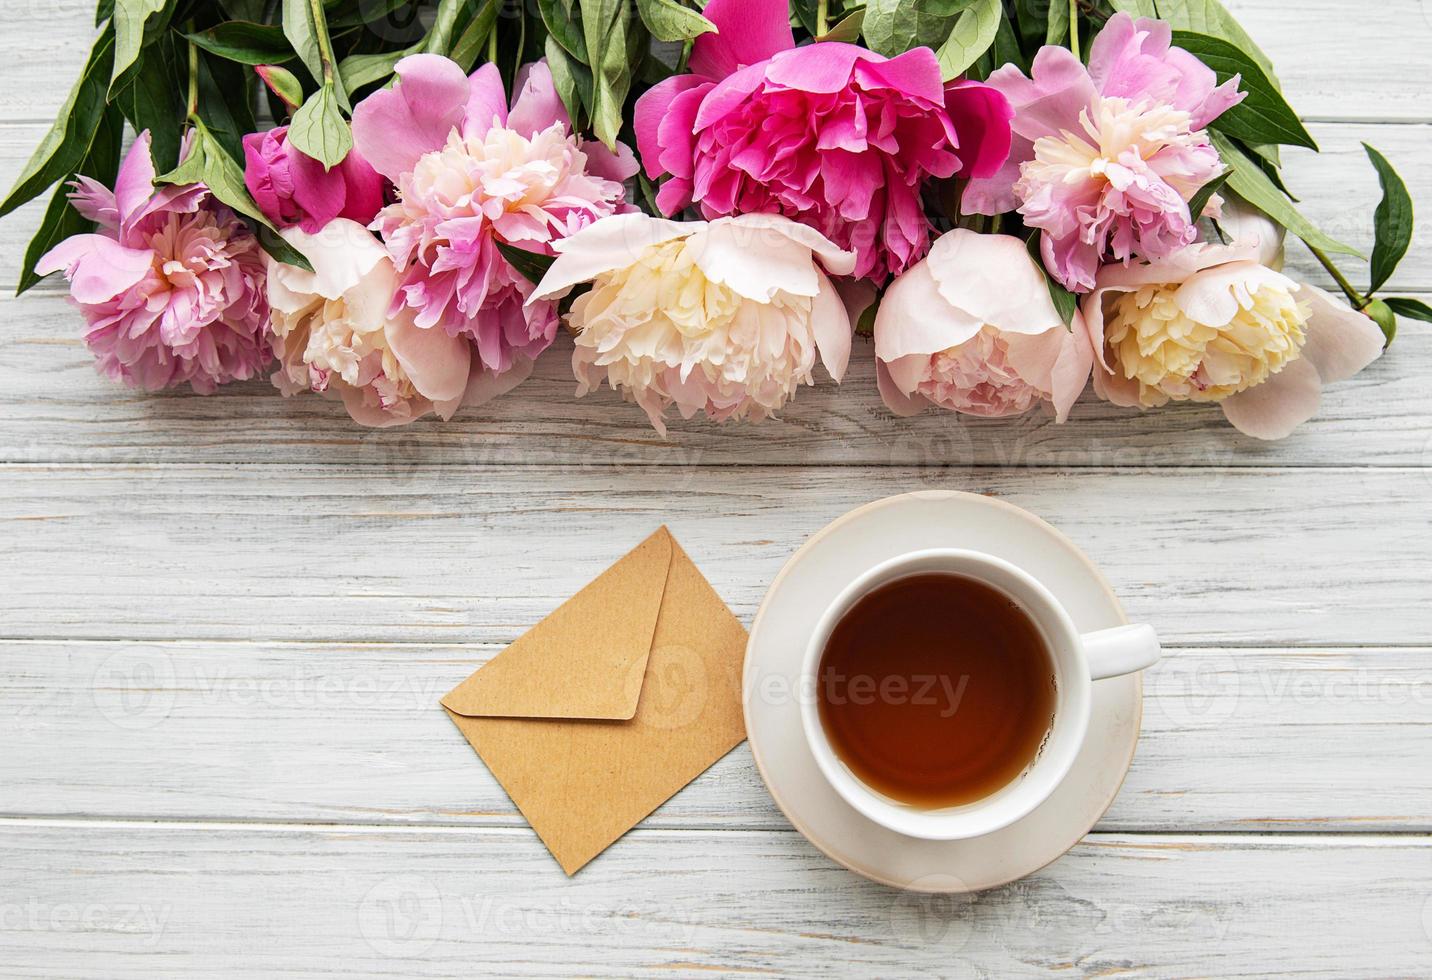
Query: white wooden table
[{"left": 2, "top": 2, "right": 1431, "bottom": 975}]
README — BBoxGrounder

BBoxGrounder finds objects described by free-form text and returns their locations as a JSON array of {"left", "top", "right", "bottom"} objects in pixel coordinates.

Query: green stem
[
  {"left": 487, "top": 16, "right": 498, "bottom": 64},
  {"left": 1306, "top": 242, "right": 1367, "bottom": 308},
  {"left": 816, "top": 0, "right": 828, "bottom": 37},
  {"left": 186, "top": 40, "right": 199, "bottom": 120},
  {"left": 1068, "top": 0, "right": 1080, "bottom": 60},
  {"left": 308, "top": 0, "right": 336, "bottom": 84},
  {"left": 677, "top": 38, "right": 692, "bottom": 74}
]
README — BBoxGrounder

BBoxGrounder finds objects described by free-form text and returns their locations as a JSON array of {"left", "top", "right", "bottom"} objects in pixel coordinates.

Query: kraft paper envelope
[{"left": 441, "top": 526, "right": 748, "bottom": 875}]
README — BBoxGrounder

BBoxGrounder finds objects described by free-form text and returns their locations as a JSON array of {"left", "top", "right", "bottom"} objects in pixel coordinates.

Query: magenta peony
[
  {"left": 242, "top": 125, "right": 386, "bottom": 234},
  {"left": 633, "top": 0, "right": 1012, "bottom": 285},
  {"left": 875, "top": 230, "right": 1092, "bottom": 421},
  {"left": 37, "top": 130, "right": 270, "bottom": 393},
  {"left": 965, "top": 13, "right": 1244, "bottom": 292},
  {"left": 351, "top": 55, "right": 637, "bottom": 378}
]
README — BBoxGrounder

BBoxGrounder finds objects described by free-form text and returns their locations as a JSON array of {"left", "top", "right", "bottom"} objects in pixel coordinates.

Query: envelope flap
[{"left": 441, "top": 527, "right": 673, "bottom": 720}]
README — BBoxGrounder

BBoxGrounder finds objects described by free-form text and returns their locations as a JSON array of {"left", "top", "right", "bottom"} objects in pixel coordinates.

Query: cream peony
[
  {"left": 530, "top": 212, "right": 856, "bottom": 435},
  {"left": 1082, "top": 241, "right": 1386, "bottom": 439},
  {"left": 875, "top": 230, "right": 1093, "bottom": 421},
  {"left": 266, "top": 220, "right": 528, "bottom": 427}
]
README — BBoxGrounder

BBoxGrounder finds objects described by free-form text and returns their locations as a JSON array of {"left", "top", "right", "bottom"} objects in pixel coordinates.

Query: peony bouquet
[{"left": 6, "top": 0, "right": 1423, "bottom": 439}]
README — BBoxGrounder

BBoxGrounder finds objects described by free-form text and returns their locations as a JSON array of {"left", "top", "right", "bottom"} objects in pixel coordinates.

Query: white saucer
[{"left": 743, "top": 491, "right": 1142, "bottom": 893}]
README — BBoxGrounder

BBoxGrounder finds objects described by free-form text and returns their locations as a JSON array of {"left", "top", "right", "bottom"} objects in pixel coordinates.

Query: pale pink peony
[
  {"left": 965, "top": 13, "right": 1244, "bottom": 292},
  {"left": 530, "top": 212, "right": 856, "bottom": 435},
  {"left": 37, "top": 130, "right": 270, "bottom": 393},
  {"left": 875, "top": 230, "right": 1093, "bottom": 421},
  {"left": 634, "top": 0, "right": 1012, "bottom": 285},
  {"left": 351, "top": 55, "right": 637, "bottom": 378},
  {"left": 265, "top": 220, "right": 527, "bottom": 427},
  {"left": 1081, "top": 241, "right": 1385, "bottom": 439}
]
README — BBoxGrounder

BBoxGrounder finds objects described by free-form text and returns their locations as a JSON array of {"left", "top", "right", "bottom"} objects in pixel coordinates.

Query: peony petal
[
  {"left": 688, "top": 0, "right": 794, "bottom": 80},
  {"left": 461, "top": 352, "right": 533, "bottom": 409},
  {"left": 1173, "top": 261, "right": 1294, "bottom": 328},
  {"left": 465, "top": 62, "right": 510, "bottom": 137},
  {"left": 36, "top": 234, "right": 153, "bottom": 303},
  {"left": 989, "top": 46, "right": 1098, "bottom": 144},
  {"left": 810, "top": 271, "right": 852, "bottom": 382},
  {"left": 1219, "top": 354, "right": 1322, "bottom": 440},
  {"left": 531, "top": 213, "right": 694, "bottom": 301},
  {"left": 386, "top": 308, "right": 471, "bottom": 403},
  {"left": 633, "top": 74, "right": 710, "bottom": 179},
  {"left": 925, "top": 230, "right": 1063, "bottom": 335},
  {"left": 274, "top": 220, "right": 389, "bottom": 300},
  {"left": 687, "top": 214, "right": 852, "bottom": 301},
  {"left": 507, "top": 60, "right": 566, "bottom": 137},
  {"left": 944, "top": 80, "right": 1014, "bottom": 180},
  {"left": 1002, "top": 316, "right": 1093, "bottom": 422},
  {"left": 876, "top": 357, "right": 929, "bottom": 417},
  {"left": 351, "top": 54, "right": 470, "bottom": 181},
  {"left": 340, "top": 386, "right": 435, "bottom": 427},
  {"left": 1295, "top": 284, "right": 1385, "bottom": 384},
  {"left": 583, "top": 138, "right": 640, "bottom": 182},
  {"left": 874, "top": 257, "right": 984, "bottom": 361},
  {"left": 113, "top": 130, "right": 158, "bottom": 231}
]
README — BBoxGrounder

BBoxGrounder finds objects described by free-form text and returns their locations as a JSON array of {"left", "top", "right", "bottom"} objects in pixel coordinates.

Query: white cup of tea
[{"left": 799, "top": 548, "right": 1160, "bottom": 841}]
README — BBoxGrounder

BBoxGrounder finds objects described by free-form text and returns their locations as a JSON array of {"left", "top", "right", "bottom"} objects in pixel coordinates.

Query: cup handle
[{"left": 1080, "top": 624, "right": 1161, "bottom": 680}]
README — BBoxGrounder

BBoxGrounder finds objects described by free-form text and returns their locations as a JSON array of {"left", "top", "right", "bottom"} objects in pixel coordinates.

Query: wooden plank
[
  {"left": 1, "top": 464, "right": 1428, "bottom": 647},
  {"left": 4, "top": 1, "right": 1431, "bottom": 126},
  {"left": 0, "top": 821, "right": 1428, "bottom": 976},
  {"left": 4, "top": 119, "right": 1429, "bottom": 297},
  {"left": 2, "top": 640, "right": 1428, "bottom": 833},
  {"left": 1, "top": 290, "right": 1429, "bottom": 468}
]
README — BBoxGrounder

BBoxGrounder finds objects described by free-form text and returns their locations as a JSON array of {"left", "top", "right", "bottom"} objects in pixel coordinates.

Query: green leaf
[
  {"left": 1106, "top": 0, "right": 1158, "bottom": 17},
  {"left": 257, "top": 224, "right": 313, "bottom": 270},
  {"left": 283, "top": 0, "right": 349, "bottom": 109},
  {"left": 111, "top": 0, "right": 172, "bottom": 94},
  {"left": 1169, "top": 31, "right": 1315, "bottom": 150},
  {"left": 1361, "top": 298, "right": 1396, "bottom": 345},
  {"left": 935, "top": 0, "right": 1001, "bottom": 81},
  {"left": 115, "top": 31, "right": 185, "bottom": 172},
  {"left": 635, "top": 0, "right": 717, "bottom": 42},
  {"left": 450, "top": 0, "right": 501, "bottom": 71},
  {"left": 1362, "top": 144, "right": 1414, "bottom": 295},
  {"left": 855, "top": 299, "right": 879, "bottom": 338},
  {"left": 1209, "top": 131, "right": 1360, "bottom": 257},
  {"left": 186, "top": 21, "right": 294, "bottom": 65},
  {"left": 287, "top": 84, "right": 353, "bottom": 167},
  {"left": 196, "top": 54, "right": 256, "bottom": 164},
  {"left": 1, "top": 30, "right": 115, "bottom": 219},
  {"left": 814, "top": 8, "right": 866, "bottom": 43},
  {"left": 1383, "top": 297, "right": 1432, "bottom": 324},
  {"left": 582, "top": 0, "right": 643, "bottom": 149},
  {"left": 539, "top": 0, "right": 588, "bottom": 61},
  {"left": 421, "top": 0, "right": 469, "bottom": 56},
  {"left": 545, "top": 34, "right": 594, "bottom": 128},
  {"left": 17, "top": 105, "right": 125, "bottom": 296},
  {"left": 864, "top": 0, "right": 972, "bottom": 58},
  {"left": 338, "top": 46, "right": 416, "bottom": 92},
  {"left": 494, "top": 240, "right": 557, "bottom": 285},
  {"left": 1025, "top": 233, "right": 1078, "bottom": 326},
  {"left": 1187, "top": 170, "right": 1230, "bottom": 221},
  {"left": 1044, "top": 0, "right": 1069, "bottom": 46}
]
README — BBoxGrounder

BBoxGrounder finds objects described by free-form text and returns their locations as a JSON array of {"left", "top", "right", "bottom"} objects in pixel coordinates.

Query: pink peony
[
  {"left": 266, "top": 220, "right": 526, "bottom": 427},
  {"left": 243, "top": 125, "right": 386, "bottom": 234},
  {"left": 875, "top": 230, "right": 1092, "bottom": 421},
  {"left": 633, "top": 0, "right": 1013, "bottom": 285},
  {"left": 351, "top": 55, "right": 637, "bottom": 377},
  {"left": 37, "top": 130, "right": 270, "bottom": 393},
  {"left": 965, "top": 13, "right": 1244, "bottom": 292}
]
